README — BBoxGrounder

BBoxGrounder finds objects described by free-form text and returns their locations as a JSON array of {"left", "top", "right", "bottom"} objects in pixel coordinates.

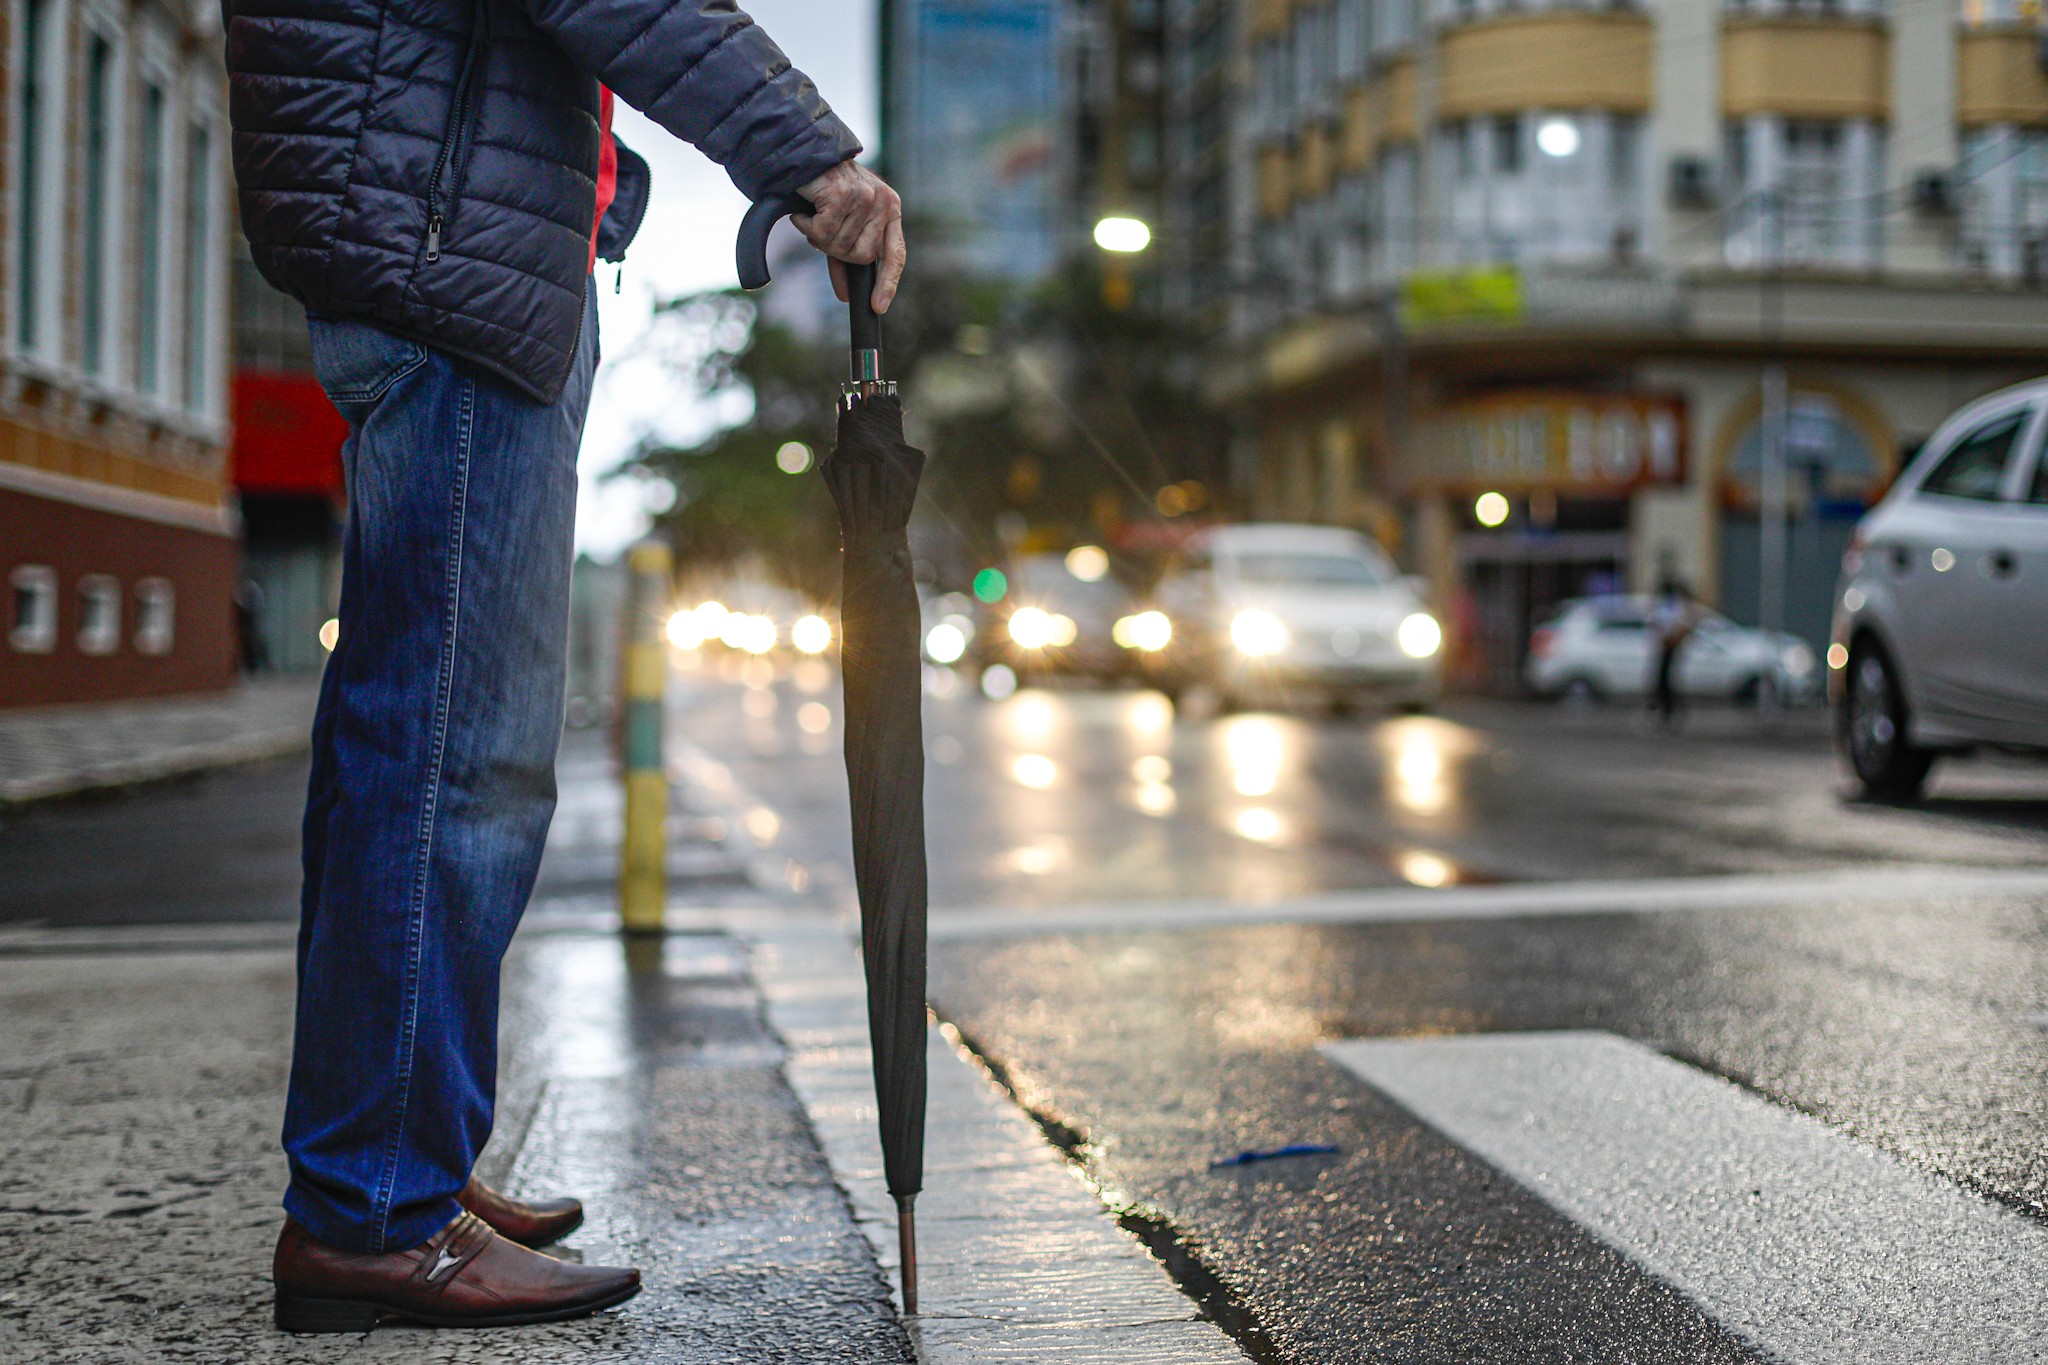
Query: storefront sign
[
  {"left": 1402, "top": 267, "right": 1523, "bottom": 326},
  {"left": 1409, "top": 392, "right": 1686, "bottom": 493},
  {"left": 231, "top": 371, "right": 347, "bottom": 498}
]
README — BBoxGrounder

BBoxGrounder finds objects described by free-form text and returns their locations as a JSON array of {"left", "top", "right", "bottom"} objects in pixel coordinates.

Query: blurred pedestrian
[
  {"left": 1648, "top": 576, "right": 1701, "bottom": 729},
  {"left": 227, "top": 0, "right": 904, "bottom": 1334},
  {"left": 234, "top": 580, "right": 268, "bottom": 674}
]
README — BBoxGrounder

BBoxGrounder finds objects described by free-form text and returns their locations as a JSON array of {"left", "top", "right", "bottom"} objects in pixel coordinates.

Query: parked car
[
  {"left": 1831, "top": 376, "right": 2048, "bottom": 800},
  {"left": 973, "top": 554, "right": 1134, "bottom": 684},
  {"left": 1526, "top": 596, "right": 1819, "bottom": 705},
  {"left": 1135, "top": 524, "right": 1442, "bottom": 711}
]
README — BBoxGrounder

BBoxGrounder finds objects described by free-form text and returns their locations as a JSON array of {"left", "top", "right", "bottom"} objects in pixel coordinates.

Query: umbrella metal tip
[{"left": 896, "top": 1194, "right": 918, "bottom": 1315}]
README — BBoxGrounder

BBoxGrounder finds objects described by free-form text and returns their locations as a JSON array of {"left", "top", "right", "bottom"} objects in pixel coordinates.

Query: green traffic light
[{"left": 972, "top": 568, "right": 1008, "bottom": 604}]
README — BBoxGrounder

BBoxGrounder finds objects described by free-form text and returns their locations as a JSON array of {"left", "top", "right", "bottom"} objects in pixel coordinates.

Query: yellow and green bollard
[{"left": 619, "top": 539, "right": 671, "bottom": 935}]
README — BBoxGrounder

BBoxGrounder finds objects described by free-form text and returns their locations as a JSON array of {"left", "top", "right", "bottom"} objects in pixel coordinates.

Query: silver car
[
  {"left": 1831, "top": 376, "right": 2048, "bottom": 799},
  {"left": 1140, "top": 524, "right": 1443, "bottom": 712},
  {"left": 1526, "top": 596, "right": 1818, "bottom": 705}
]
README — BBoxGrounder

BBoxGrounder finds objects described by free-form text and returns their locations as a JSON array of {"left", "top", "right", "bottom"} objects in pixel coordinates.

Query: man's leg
[
  {"left": 283, "top": 286, "right": 598, "bottom": 1254},
  {"left": 296, "top": 459, "right": 365, "bottom": 979}
]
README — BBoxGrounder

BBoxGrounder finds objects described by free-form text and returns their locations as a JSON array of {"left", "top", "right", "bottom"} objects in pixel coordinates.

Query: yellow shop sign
[{"left": 1401, "top": 267, "right": 1523, "bottom": 326}]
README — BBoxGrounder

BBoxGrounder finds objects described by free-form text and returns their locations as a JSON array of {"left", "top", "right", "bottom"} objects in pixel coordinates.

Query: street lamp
[
  {"left": 1093, "top": 216, "right": 1151, "bottom": 254},
  {"left": 1094, "top": 216, "right": 1151, "bottom": 311}
]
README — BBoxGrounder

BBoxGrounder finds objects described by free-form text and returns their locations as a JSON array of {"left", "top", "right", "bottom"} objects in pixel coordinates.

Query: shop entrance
[
  {"left": 1454, "top": 531, "right": 1630, "bottom": 694},
  {"left": 1717, "top": 510, "right": 1862, "bottom": 651}
]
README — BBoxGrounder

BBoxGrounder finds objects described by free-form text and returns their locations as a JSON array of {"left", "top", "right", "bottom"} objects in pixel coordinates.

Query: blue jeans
[{"left": 282, "top": 283, "right": 598, "bottom": 1254}]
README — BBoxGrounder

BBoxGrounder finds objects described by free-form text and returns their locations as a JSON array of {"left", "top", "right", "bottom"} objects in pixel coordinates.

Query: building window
[
  {"left": 15, "top": 0, "right": 58, "bottom": 355},
  {"left": 1610, "top": 116, "right": 1639, "bottom": 193},
  {"left": 1728, "top": 393, "right": 1883, "bottom": 507},
  {"left": 1451, "top": 120, "right": 1476, "bottom": 179},
  {"left": 1960, "top": 0, "right": 2025, "bottom": 23},
  {"left": 1337, "top": 0, "right": 1371, "bottom": 78},
  {"left": 1254, "top": 40, "right": 1292, "bottom": 137},
  {"left": 134, "top": 577, "right": 175, "bottom": 654},
  {"left": 82, "top": 30, "right": 120, "bottom": 380},
  {"left": 77, "top": 574, "right": 121, "bottom": 654},
  {"left": 1373, "top": 0, "right": 1413, "bottom": 52},
  {"left": 1438, "top": 111, "right": 1644, "bottom": 267},
  {"left": 1959, "top": 128, "right": 2048, "bottom": 284},
  {"left": 183, "top": 120, "right": 215, "bottom": 413},
  {"left": 1375, "top": 145, "right": 1418, "bottom": 279},
  {"left": 1723, "top": 116, "right": 1884, "bottom": 269},
  {"left": 9, "top": 565, "right": 58, "bottom": 652},
  {"left": 1494, "top": 114, "right": 1523, "bottom": 176},
  {"left": 137, "top": 81, "right": 169, "bottom": 396}
]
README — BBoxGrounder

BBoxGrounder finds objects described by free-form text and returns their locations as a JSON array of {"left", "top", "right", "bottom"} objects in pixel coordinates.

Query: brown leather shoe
[
  {"left": 273, "top": 1211, "right": 639, "bottom": 1333},
  {"left": 458, "top": 1176, "right": 584, "bottom": 1247}
]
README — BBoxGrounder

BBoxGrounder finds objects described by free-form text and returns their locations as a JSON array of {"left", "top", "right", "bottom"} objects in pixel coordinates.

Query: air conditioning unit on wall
[
  {"left": 1668, "top": 156, "right": 1716, "bottom": 210},
  {"left": 1911, "top": 171, "right": 1955, "bottom": 216}
]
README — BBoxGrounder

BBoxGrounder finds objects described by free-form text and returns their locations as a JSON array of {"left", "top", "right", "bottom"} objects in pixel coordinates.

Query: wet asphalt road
[
  {"left": 9, "top": 659, "right": 2048, "bottom": 929},
  {"left": 685, "top": 657, "right": 2048, "bottom": 914},
  {"left": 673, "top": 659, "right": 2048, "bottom": 1364},
  {"left": 11, "top": 658, "right": 2048, "bottom": 1362}
]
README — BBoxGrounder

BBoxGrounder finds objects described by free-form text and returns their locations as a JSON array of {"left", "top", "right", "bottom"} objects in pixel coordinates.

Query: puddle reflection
[
  {"left": 1377, "top": 715, "right": 1481, "bottom": 819},
  {"left": 1132, "top": 782, "right": 1177, "bottom": 817},
  {"left": 1233, "top": 807, "right": 1286, "bottom": 844},
  {"left": 1012, "top": 754, "right": 1058, "bottom": 790},
  {"left": 1220, "top": 715, "right": 1291, "bottom": 800},
  {"left": 1397, "top": 849, "right": 1454, "bottom": 887}
]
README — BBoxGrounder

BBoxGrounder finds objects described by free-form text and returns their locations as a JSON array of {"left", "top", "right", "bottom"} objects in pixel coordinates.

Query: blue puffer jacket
[{"left": 227, "top": 0, "right": 859, "bottom": 402}]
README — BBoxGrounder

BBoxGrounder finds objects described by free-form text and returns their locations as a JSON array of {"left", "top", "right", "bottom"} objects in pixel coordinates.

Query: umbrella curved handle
[
  {"left": 736, "top": 193, "right": 884, "bottom": 380},
  {"left": 735, "top": 192, "right": 813, "bottom": 292}
]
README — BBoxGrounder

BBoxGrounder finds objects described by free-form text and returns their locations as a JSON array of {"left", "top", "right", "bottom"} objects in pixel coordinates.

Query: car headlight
[
  {"left": 925, "top": 622, "right": 967, "bottom": 664},
  {"left": 1230, "top": 609, "right": 1290, "bottom": 657},
  {"left": 1397, "top": 612, "right": 1443, "bottom": 660},
  {"left": 738, "top": 614, "right": 776, "bottom": 655},
  {"left": 791, "top": 614, "right": 833, "bottom": 655},
  {"left": 1008, "top": 607, "right": 1054, "bottom": 649},
  {"left": 1114, "top": 612, "right": 1174, "bottom": 651},
  {"left": 1782, "top": 642, "right": 1815, "bottom": 676}
]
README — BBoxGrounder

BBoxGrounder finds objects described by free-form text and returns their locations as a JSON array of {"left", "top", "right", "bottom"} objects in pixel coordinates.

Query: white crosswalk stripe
[
  {"left": 1324, "top": 1031, "right": 2048, "bottom": 1365},
  {"left": 929, "top": 866, "right": 2048, "bottom": 940}
]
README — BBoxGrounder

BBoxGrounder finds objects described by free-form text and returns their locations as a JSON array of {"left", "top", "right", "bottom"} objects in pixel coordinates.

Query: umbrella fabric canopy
[
  {"left": 822, "top": 389, "right": 929, "bottom": 1299},
  {"left": 735, "top": 197, "right": 929, "bottom": 1312}
]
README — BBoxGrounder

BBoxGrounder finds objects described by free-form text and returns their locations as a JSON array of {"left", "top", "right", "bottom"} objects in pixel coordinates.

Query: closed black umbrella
[{"left": 739, "top": 196, "right": 927, "bottom": 1312}]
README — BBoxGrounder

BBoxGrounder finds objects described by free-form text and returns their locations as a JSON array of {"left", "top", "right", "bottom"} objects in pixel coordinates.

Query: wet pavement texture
[
  {"left": 0, "top": 678, "right": 318, "bottom": 806},
  {"left": 0, "top": 927, "right": 910, "bottom": 1364},
  {"left": 0, "top": 727, "right": 758, "bottom": 928},
  {"left": 0, "top": 720, "right": 910, "bottom": 1363},
  {"left": 923, "top": 891, "right": 2048, "bottom": 1364}
]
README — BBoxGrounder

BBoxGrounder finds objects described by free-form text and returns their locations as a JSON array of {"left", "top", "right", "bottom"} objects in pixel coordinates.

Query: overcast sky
[{"left": 577, "top": 0, "right": 878, "bottom": 560}]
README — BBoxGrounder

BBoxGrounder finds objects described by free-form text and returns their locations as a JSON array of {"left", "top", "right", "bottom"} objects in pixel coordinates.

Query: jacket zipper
[{"left": 425, "top": 7, "right": 487, "bottom": 263}]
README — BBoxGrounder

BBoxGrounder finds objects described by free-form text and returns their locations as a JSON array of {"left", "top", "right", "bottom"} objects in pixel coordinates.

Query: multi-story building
[
  {"left": 1203, "top": 0, "right": 2048, "bottom": 686},
  {"left": 0, "top": 0, "right": 234, "bottom": 708},
  {"left": 881, "top": 0, "right": 1074, "bottom": 282}
]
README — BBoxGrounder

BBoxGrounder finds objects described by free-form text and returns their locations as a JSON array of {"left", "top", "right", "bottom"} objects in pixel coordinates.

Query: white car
[
  {"left": 1138, "top": 524, "right": 1442, "bottom": 711},
  {"left": 1526, "top": 596, "right": 1819, "bottom": 705},
  {"left": 1831, "top": 376, "right": 2048, "bottom": 800}
]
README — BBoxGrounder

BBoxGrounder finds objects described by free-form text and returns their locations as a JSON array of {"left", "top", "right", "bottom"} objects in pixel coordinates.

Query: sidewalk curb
[
  {"left": 730, "top": 914, "right": 1250, "bottom": 1365},
  {"left": 0, "top": 681, "right": 320, "bottom": 809},
  {"left": 660, "top": 726, "right": 1248, "bottom": 1361},
  {"left": 0, "top": 729, "right": 311, "bottom": 808}
]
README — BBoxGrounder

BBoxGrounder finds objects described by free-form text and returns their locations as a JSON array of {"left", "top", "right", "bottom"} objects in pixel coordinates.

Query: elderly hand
[{"left": 794, "top": 160, "right": 906, "bottom": 313}]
